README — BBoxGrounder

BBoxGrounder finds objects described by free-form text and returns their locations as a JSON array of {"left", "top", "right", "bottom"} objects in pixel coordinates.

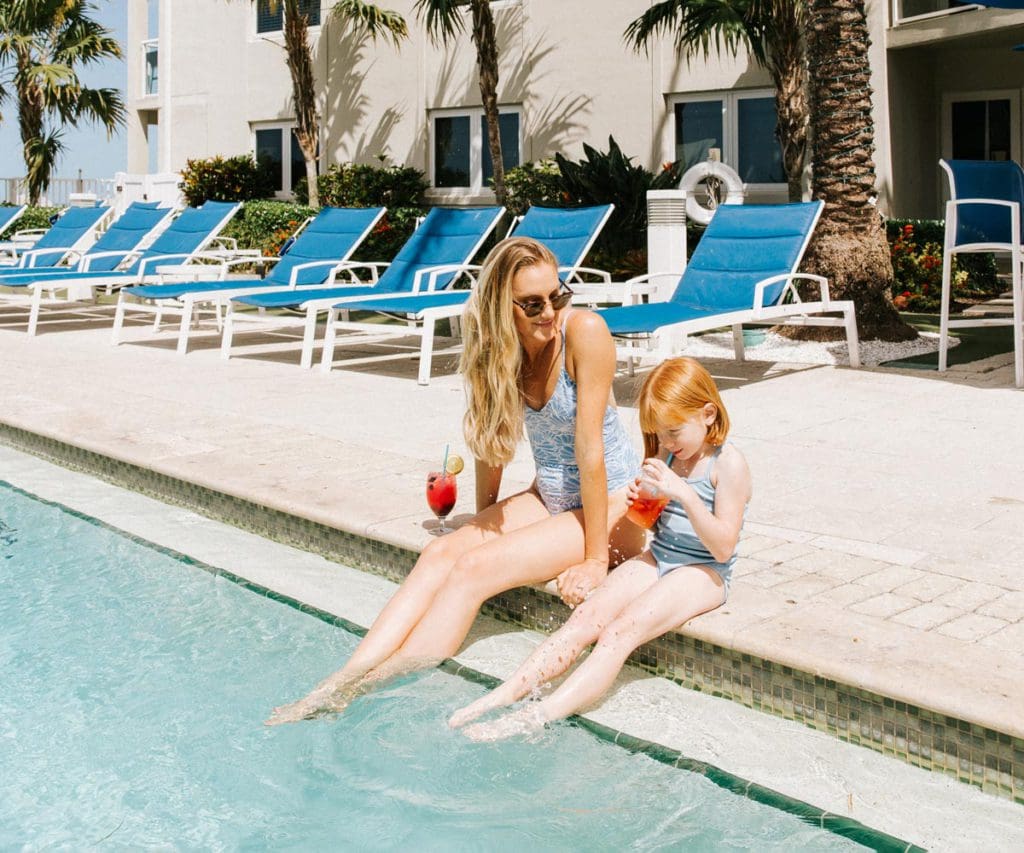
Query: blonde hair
[
  {"left": 637, "top": 357, "right": 730, "bottom": 459},
  {"left": 460, "top": 236, "right": 559, "bottom": 465}
]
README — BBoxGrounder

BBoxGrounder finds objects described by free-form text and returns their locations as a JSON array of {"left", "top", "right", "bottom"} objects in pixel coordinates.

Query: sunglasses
[{"left": 512, "top": 284, "right": 574, "bottom": 318}]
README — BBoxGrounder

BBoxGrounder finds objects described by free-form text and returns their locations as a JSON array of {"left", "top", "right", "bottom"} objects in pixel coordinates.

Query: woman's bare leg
[
  {"left": 448, "top": 556, "right": 657, "bottom": 729},
  {"left": 464, "top": 566, "right": 725, "bottom": 741},
  {"left": 371, "top": 492, "right": 641, "bottom": 680},
  {"left": 265, "top": 490, "right": 551, "bottom": 725}
]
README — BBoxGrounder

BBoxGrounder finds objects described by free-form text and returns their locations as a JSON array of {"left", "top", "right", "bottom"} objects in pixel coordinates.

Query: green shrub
[
  {"left": 220, "top": 199, "right": 316, "bottom": 256},
  {"left": 351, "top": 207, "right": 424, "bottom": 262},
  {"left": 555, "top": 136, "right": 683, "bottom": 257},
  {"left": 503, "top": 159, "right": 565, "bottom": 217},
  {"left": 296, "top": 161, "right": 429, "bottom": 209},
  {"left": 0, "top": 205, "right": 62, "bottom": 239},
  {"left": 886, "top": 219, "right": 1000, "bottom": 311},
  {"left": 180, "top": 154, "right": 275, "bottom": 206}
]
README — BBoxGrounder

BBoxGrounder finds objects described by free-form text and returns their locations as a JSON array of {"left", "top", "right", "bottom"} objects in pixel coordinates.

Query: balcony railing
[
  {"left": 891, "top": 0, "right": 982, "bottom": 25},
  {"left": 0, "top": 177, "right": 118, "bottom": 207},
  {"left": 143, "top": 38, "right": 159, "bottom": 96}
]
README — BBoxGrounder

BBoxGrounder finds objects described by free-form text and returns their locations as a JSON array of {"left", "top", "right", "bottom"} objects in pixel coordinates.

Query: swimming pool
[{"left": 1, "top": 480, "right": 881, "bottom": 850}]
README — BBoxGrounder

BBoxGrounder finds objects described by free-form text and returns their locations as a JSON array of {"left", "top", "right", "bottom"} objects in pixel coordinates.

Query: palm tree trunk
[
  {"left": 803, "top": 0, "right": 914, "bottom": 341},
  {"left": 284, "top": 1, "right": 320, "bottom": 208},
  {"left": 769, "top": 13, "right": 807, "bottom": 204},
  {"left": 470, "top": 0, "right": 504, "bottom": 205}
]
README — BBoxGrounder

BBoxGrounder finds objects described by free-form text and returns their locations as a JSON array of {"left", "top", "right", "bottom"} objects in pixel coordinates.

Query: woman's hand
[
  {"left": 556, "top": 557, "right": 608, "bottom": 607},
  {"left": 625, "top": 475, "right": 642, "bottom": 506},
  {"left": 639, "top": 457, "right": 688, "bottom": 504}
]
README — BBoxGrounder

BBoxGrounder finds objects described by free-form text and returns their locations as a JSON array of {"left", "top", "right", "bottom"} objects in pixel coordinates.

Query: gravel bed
[{"left": 665, "top": 329, "right": 956, "bottom": 367}]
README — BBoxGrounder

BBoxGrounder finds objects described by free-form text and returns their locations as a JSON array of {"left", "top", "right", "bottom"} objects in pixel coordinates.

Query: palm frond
[
  {"left": 331, "top": 0, "right": 409, "bottom": 48},
  {"left": 624, "top": 0, "right": 765, "bottom": 66},
  {"left": 412, "top": 0, "right": 467, "bottom": 46}
]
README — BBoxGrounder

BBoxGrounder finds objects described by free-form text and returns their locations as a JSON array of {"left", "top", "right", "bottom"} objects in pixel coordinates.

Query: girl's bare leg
[
  {"left": 448, "top": 556, "right": 658, "bottom": 729},
  {"left": 464, "top": 565, "right": 725, "bottom": 741},
  {"left": 265, "top": 490, "right": 551, "bottom": 725},
  {"left": 371, "top": 493, "right": 642, "bottom": 681}
]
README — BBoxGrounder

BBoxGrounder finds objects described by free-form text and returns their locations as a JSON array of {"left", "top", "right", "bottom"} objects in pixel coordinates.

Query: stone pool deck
[{"left": 1, "top": 305, "right": 1022, "bottom": 802}]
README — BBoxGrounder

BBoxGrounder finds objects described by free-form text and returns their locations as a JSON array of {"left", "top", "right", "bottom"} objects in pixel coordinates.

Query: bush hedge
[
  {"left": 886, "top": 219, "right": 1000, "bottom": 311},
  {"left": 180, "top": 154, "right": 275, "bottom": 207},
  {"left": 0, "top": 205, "right": 61, "bottom": 239},
  {"left": 295, "top": 161, "right": 428, "bottom": 209}
]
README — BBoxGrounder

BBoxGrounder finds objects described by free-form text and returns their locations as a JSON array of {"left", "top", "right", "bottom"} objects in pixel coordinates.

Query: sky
[{"left": 0, "top": 0, "right": 128, "bottom": 181}]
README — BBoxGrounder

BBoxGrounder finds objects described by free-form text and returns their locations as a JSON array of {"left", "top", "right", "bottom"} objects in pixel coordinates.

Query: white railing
[
  {"left": 0, "top": 177, "right": 118, "bottom": 207},
  {"left": 891, "top": 0, "right": 982, "bottom": 26}
]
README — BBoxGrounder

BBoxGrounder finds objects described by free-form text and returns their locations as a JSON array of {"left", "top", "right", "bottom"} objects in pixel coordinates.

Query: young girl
[
  {"left": 267, "top": 237, "right": 645, "bottom": 724},
  {"left": 449, "top": 357, "right": 750, "bottom": 739}
]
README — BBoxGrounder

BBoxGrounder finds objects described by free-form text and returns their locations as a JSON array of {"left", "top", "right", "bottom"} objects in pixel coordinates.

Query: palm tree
[
  {"left": 625, "top": 0, "right": 808, "bottom": 203},
  {"left": 260, "top": 1, "right": 407, "bottom": 209},
  {"left": 803, "top": 0, "right": 914, "bottom": 341},
  {"left": 0, "top": 0, "right": 125, "bottom": 205},
  {"left": 414, "top": 0, "right": 506, "bottom": 205}
]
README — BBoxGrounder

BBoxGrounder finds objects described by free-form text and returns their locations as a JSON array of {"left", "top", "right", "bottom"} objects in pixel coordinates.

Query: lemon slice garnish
[{"left": 445, "top": 454, "right": 465, "bottom": 476}]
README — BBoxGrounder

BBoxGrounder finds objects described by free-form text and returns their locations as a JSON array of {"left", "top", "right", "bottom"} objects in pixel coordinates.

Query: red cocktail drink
[
  {"left": 426, "top": 471, "right": 457, "bottom": 533},
  {"left": 626, "top": 488, "right": 669, "bottom": 530}
]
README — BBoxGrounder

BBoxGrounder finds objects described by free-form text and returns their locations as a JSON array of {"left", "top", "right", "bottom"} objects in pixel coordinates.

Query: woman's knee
[
  {"left": 408, "top": 537, "right": 460, "bottom": 586},
  {"left": 595, "top": 620, "right": 641, "bottom": 659}
]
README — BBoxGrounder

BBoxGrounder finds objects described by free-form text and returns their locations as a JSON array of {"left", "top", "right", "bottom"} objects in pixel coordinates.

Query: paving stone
[
  {"left": 977, "top": 590, "right": 1024, "bottom": 623},
  {"left": 786, "top": 551, "right": 890, "bottom": 582},
  {"left": 740, "top": 566, "right": 803, "bottom": 589},
  {"left": 809, "top": 534, "right": 927, "bottom": 566},
  {"left": 978, "top": 619, "right": 1024, "bottom": 650},
  {"left": 932, "top": 581, "right": 1007, "bottom": 611},
  {"left": 730, "top": 556, "right": 770, "bottom": 577},
  {"left": 749, "top": 541, "right": 819, "bottom": 565},
  {"left": 936, "top": 613, "right": 1009, "bottom": 642},
  {"left": 815, "top": 583, "right": 881, "bottom": 609},
  {"left": 850, "top": 592, "right": 918, "bottom": 619},
  {"left": 892, "top": 602, "right": 961, "bottom": 631},
  {"left": 855, "top": 565, "right": 928, "bottom": 594},
  {"left": 770, "top": 574, "right": 842, "bottom": 601},
  {"left": 893, "top": 573, "right": 966, "bottom": 603},
  {"left": 735, "top": 534, "right": 786, "bottom": 557}
]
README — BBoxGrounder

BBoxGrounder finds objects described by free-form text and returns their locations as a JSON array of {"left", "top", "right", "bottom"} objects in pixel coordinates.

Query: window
[
  {"left": 671, "top": 90, "right": 785, "bottom": 186},
  {"left": 256, "top": 0, "right": 320, "bottom": 35},
  {"left": 942, "top": 90, "right": 1020, "bottom": 165},
  {"left": 431, "top": 108, "right": 521, "bottom": 192},
  {"left": 254, "top": 125, "right": 306, "bottom": 196}
]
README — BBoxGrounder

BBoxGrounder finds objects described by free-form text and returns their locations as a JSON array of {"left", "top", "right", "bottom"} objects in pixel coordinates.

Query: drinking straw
[{"left": 442, "top": 443, "right": 449, "bottom": 473}]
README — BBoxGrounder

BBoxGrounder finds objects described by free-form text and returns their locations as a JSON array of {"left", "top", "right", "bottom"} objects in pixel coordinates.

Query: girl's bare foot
[
  {"left": 461, "top": 704, "right": 547, "bottom": 742},
  {"left": 449, "top": 693, "right": 503, "bottom": 729}
]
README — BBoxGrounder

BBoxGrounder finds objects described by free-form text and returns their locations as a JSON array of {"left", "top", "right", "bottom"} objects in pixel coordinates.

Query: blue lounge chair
[
  {"left": 596, "top": 201, "right": 860, "bottom": 371},
  {"left": 220, "top": 205, "right": 505, "bottom": 368},
  {"left": 110, "top": 206, "right": 386, "bottom": 354},
  {"left": 0, "top": 201, "right": 239, "bottom": 336},
  {"left": 938, "top": 159, "right": 1023, "bottom": 388},
  {"left": 0, "top": 204, "right": 111, "bottom": 269},
  {"left": 310, "top": 204, "right": 615, "bottom": 385}
]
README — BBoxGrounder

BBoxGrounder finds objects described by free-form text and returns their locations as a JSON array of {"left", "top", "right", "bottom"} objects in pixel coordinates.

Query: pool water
[{"left": 0, "top": 483, "right": 864, "bottom": 850}]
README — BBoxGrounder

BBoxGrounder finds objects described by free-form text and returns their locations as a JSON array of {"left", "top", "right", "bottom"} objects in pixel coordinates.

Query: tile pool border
[
  {"left": 2, "top": 422, "right": 1022, "bottom": 808},
  {"left": 2, "top": 476, "right": 921, "bottom": 853}
]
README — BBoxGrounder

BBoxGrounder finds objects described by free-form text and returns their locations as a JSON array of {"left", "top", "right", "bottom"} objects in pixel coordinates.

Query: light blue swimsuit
[
  {"left": 523, "top": 314, "right": 639, "bottom": 514},
  {"left": 650, "top": 446, "right": 740, "bottom": 598}
]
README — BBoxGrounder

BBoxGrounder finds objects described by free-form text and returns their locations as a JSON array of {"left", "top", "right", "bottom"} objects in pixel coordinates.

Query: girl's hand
[
  {"left": 639, "top": 457, "right": 688, "bottom": 503},
  {"left": 625, "top": 475, "right": 642, "bottom": 506},
  {"left": 557, "top": 557, "right": 608, "bottom": 607}
]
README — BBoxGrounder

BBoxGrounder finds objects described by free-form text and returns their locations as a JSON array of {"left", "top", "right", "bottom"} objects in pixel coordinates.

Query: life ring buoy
[{"left": 679, "top": 161, "right": 745, "bottom": 225}]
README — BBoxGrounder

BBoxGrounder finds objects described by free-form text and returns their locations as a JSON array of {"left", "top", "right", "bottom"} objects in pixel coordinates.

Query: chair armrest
[
  {"left": 561, "top": 265, "right": 612, "bottom": 284},
  {"left": 20, "top": 247, "right": 75, "bottom": 268},
  {"left": 137, "top": 253, "right": 196, "bottom": 277},
  {"left": 326, "top": 261, "right": 387, "bottom": 286},
  {"left": 80, "top": 249, "right": 141, "bottom": 272},
  {"left": 286, "top": 259, "right": 354, "bottom": 287},
  {"left": 414, "top": 263, "right": 481, "bottom": 294},
  {"left": 752, "top": 273, "right": 830, "bottom": 316}
]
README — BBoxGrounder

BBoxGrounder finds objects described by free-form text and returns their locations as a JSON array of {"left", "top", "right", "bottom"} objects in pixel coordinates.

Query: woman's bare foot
[
  {"left": 264, "top": 679, "right": 362, "bottom": 726},
  {"left": 449, "top": 692, "right": 507, "bottom": 729}
]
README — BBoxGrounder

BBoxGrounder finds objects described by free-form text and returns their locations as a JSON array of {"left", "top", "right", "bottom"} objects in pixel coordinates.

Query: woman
[{"left": 267, "top": 237, "right": 644, "bottom": 724}]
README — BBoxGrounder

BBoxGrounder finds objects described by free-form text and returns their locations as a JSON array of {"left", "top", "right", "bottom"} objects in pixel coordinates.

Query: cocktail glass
[
  {"left": 626, "top": 482, "right": 669, "bottom": 530},
  {"left": 426, "top": 471, "right": 457, "bottom": 534}
]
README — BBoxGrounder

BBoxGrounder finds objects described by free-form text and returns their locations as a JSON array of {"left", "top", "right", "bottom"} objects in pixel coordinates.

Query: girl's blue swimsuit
[
  {"left": 650, "top": 446, "right": 739, "bottom": 596},
  {"left": 523, "top": 313, "right": 638, "bottom": 513}
]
